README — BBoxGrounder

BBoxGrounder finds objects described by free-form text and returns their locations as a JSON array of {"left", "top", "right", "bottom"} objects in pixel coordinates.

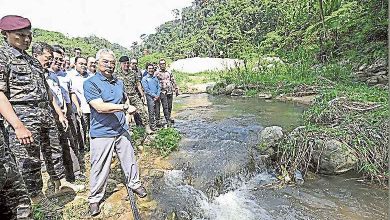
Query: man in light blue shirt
[
  {"left": 50, "top": 45, "right": 85, "bottom": 181},
  {"left": 141, "top": 63, "right": 161, "bottom": 130}
]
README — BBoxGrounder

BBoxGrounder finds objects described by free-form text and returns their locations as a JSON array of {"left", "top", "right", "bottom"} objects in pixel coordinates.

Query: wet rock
[
  {"left": 178, "top": 211, "right": 191, "bottom": 220},
  {"left": 259, "top": 126, "right": 284, "bottom": 149},
  {"left": 148, "top": 169, "right": 164, "bottom": 179},
  {"left": 312, "top": 139, "right": 357, "bottom": 175},
  {"left": 231, "top": 88, "right": 244, "bottom": 96},
  {"left": 258, "top": 93, "right": 272, "bottom": 99},
  {"left": 225, "top": 84, "right": 236, "bottom": 95},
  {"left": 294, "top": 170, "right": 304, "bottom": 185},
  {"left": 165, "top": 211, "right": 178, "bottom": 220}
]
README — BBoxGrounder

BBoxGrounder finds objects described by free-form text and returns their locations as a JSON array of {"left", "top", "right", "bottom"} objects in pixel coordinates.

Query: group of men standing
[
  {"left": 118, "top": 56, "right": 178, "bottom": 133},
  {"left": 0, "top": 15, "right": 92, "bottom": 219},
  {"left": 0, "top": 14, "right": 177, "bottom": 219}
]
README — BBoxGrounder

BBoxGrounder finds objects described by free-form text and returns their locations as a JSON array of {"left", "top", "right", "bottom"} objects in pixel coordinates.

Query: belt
[{"left": 10, "top": 100, "right": 47, "bottom": 105}]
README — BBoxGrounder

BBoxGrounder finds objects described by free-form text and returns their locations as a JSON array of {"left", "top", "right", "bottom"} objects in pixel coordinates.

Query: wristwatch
[{"left": 123, "top": 104, "right": 129, "bottom": 111}]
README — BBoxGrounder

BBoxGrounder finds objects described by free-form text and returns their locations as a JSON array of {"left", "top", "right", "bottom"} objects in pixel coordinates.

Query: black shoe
[
  {"left": 89, "top": 203, "right": 100, "bottom": 216},
  {"left": 169, "top": 119, "right": 175, "bottom": 123},
  {"left": 132, "top": 186, "right": 147, "bottom": 198}
]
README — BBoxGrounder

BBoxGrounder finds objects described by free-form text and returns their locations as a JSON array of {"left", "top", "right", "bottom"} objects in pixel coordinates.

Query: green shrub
[{"left": 152, "top": 128, "right": 181, "bottom": 157}]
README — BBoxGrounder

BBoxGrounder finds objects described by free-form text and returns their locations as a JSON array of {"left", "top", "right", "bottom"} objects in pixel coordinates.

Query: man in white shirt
[{"left": 70, "top": 57, "right": 93, "bottom": 147}]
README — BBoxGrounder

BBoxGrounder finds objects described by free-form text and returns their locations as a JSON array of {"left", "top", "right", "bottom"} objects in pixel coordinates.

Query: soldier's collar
[
  {"left": 9, "top": 47, "right": 23, "bottom": 58},
  {"left": 2, "top": 42, "right": 25, "bottom": 58}
]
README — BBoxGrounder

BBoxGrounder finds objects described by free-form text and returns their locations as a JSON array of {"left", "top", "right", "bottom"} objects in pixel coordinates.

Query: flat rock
[
  {"left": 231, "top": 88, "right": 244, "bottom": 96},
  {"left": 258, "top": 93, "right": 272, "bottom": 99}
]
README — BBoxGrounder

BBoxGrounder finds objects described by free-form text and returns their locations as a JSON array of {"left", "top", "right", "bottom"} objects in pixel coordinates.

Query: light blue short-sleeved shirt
[{"left": 83, "top": 72, "right": 129, "bottom": 138}]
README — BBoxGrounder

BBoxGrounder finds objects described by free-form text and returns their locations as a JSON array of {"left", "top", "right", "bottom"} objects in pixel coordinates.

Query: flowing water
[{"left": 148, "top": 93, "right": 388, "bottom": 220}]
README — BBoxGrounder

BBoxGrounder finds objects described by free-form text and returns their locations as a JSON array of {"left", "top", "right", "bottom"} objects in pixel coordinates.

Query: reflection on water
[
  {"left": 173, "top": 93, "right": 305, "bottom": 130},
  {"left": 149, "top": 93, "right": 388, "bottom": 220}
]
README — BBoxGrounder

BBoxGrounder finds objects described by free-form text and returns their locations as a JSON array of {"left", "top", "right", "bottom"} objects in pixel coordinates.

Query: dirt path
[{"left": 41, "top": 145, "right": 172, "bottom": 219}]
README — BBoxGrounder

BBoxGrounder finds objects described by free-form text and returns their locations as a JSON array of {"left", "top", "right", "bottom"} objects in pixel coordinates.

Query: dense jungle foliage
[
  {"left": 137, "top": 0, "right": 388, "bottom": 185},
  {"left": 138, "top": 0, "right": 387, "bottom": 63},
  {"left": 1, "top": 28, "right": 131, "bottom": 58}
]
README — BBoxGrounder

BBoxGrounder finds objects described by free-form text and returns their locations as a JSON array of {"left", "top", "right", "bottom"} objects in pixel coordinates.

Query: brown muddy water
[{"left": 148, "top": 93, "right": 388, "bottom": 220}]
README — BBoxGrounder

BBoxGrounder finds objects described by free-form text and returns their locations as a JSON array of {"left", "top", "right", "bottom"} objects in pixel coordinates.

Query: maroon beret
[{"left": 0, "top": 15, "right": 31, "bottom": 31}]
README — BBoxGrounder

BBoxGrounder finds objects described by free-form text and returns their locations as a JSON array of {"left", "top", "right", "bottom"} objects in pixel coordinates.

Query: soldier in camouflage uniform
[
  {"left": 32, "top": 42, "right": 85, "bottom": 190},
  {"left": 118, "top": 56, "right": 153, "bottom": 134},
  {"left": 0, "top": 16, "right": 80, "bottom": 214},
  {"left": 0, "top": 116, "right": 32, "bottom": 220}
]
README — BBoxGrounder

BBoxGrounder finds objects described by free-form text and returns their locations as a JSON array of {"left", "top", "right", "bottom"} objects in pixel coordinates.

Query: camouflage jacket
[
  {"left": 118, "top": 69, "right": 140, "bottom": 96},
  {"left": 0, "top": 43, "right": 49, "bottom": 103}
]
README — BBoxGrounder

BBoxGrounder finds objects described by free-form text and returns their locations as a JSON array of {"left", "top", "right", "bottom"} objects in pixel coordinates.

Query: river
[{"left": 147, "top": 93, "right": 388, "bottom": 220}]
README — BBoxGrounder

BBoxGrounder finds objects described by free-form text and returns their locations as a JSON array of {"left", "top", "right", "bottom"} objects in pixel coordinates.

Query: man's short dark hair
[
  {"left": 74, "top": 47, "right": 81, "bottom": 52},
  {"left": 52, "top": 44, "right": 65, "bottom": 55},
  {"left": 32, "top": 42, "right": 53, "bottom": 55},
  {"left": 146, "top": 63, "right": 154, "bottom": 69},
  {"left": 119, "top": 56, "right": 129, "bottom": 63},
  {"left": 75, "top": 56, "right": 87, "bottom": 64}
]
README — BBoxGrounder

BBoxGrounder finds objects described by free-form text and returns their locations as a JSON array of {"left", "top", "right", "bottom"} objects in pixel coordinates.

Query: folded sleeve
[{"left": 83, "top": 79, "right": 101, "bottom": 103}]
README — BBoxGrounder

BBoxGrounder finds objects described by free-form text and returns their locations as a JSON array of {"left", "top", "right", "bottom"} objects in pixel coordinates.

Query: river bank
[
  {"left": 34, "top": 89, "right": 388, "bottom": 219},
  {"left": 140, "top": 94, "right": 387, "bottom": 219},
  {"left": 173, "top": 60, "right": 388, "bottom": 188}
]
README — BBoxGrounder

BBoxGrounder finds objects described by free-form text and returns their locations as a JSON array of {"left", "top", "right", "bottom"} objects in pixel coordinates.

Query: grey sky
[{"left": 0, "top": 0, "right": 192, "bottom": 48}]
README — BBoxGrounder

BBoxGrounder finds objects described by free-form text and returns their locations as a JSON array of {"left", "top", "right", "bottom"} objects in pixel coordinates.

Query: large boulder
[
  {"left": 208, "top": 80, "right": 227, "bottom": 95},
  {"left": 312, "top": 139, "right": 357, "bottom": 174},
  {"left": 259, "top": 126, "right": 284, "bottom": 154},
  {"left": 225, "top": 84, "right": 236, "bottom": 95}
]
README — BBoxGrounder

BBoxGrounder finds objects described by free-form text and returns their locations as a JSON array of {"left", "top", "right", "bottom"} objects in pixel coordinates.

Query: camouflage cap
[{"left": 0, "top": 15, "right": 31, "bottom": 31}]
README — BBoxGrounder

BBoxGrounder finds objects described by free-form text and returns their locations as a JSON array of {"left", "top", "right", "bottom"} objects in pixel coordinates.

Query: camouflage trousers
[
  {"left": 5, "top": 104, "right": 65, "bottom": 197},
  {"left": 0, "top": 121, "right": 32, "bottom": 220},
  {"left": 128, "top": 93, "right": 149, "bottom": 127}
]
